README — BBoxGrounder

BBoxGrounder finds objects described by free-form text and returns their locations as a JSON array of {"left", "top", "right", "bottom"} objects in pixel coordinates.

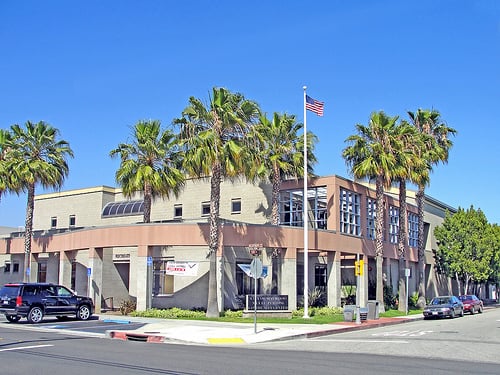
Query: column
[
  {"left": 88, "top": 247, "right": 103, "bottom": 312},
  {"left": 327, "top": 251, "right": 341, "bottom": 307},
  {"left": 58, "top": 251, "right": 72, "bottom": 287},
  {"left": 135, "top": 245, "right": 150, "bottom": 311},
  {"left": 281, "top": 247, "right": 297, "bottom": 310}
]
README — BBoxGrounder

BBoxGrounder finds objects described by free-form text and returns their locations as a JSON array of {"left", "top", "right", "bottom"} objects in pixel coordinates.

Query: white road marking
[
  {"left": 372, "top": 330, "right": 433, "bottom": 337},
  {"left": 311, "top": 339, "right": 410, "bottom": 343},
  {"left": 0, "top": 344, "right": 54, "bottom": 352}
]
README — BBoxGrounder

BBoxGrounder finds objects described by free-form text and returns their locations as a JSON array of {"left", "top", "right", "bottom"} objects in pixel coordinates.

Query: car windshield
[{"left": 431, "top": 297, "right": 450, "bottom": 305}]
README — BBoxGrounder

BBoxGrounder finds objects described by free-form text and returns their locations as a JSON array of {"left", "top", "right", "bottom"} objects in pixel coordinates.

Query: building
[{"left": 0, "top": 175, "right": 456, "bottom": 312}]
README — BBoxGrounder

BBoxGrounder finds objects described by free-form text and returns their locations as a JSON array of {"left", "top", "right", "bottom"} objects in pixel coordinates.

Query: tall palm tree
[
  {"left": 6, "top": 121, "right": 73, "bottom": 282},
  {"left": 343, "top": 111, "right": 401, "bottom": 310},
  {"left": 252, "top": 112, "right": 318, "bottom": 225},
  {"left": 408, "top": 109, "right": 456, "bottom": 307},
  {"left": 0, "top": 129, "right": 12, "bottom": 202},
  {"left": 392, "top": 121, "right": 428, "bottom": 312},
  {"left": 175, "top": 87, "right": 260, "bottom": 317},
  {"left": 110, "top": 120, "right": 185, "bottom": 223}
]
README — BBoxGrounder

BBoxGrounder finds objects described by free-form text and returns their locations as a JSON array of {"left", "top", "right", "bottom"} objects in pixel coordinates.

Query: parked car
[
  {"left": 0, "top": 282, "right": 94, "bottom": 323},
  {"left": 458, "top": 294, "right": 484, "bottom": 314},
  {"left": 423, "top": 295, "right": 464, "bottom": 319}
]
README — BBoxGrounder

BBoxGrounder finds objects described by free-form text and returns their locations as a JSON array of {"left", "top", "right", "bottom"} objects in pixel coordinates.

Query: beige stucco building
[{"left": 0, "top": 175, "right": 457, "bottom": 313}]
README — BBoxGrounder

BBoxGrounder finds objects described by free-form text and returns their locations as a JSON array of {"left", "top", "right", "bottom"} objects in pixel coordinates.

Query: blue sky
[{"left": 1, "top": 0, "right": 499, "bottom": 227}]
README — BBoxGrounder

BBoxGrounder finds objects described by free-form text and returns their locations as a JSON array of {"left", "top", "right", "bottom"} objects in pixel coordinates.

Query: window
[
  {"left": 4, "top": 262, "right": 10, "bottom": 273},
  {"left": 174, "top": 204, "right": 182, "bottom": 218},
  {"left": 51, "top": 217, "right": 57, "bottom": 228},
  {"left": 102, "top": 200, "right": 144, "bottom": 218},
  {"left": 201, "top": 202, "right": 210, "bottom": 217},
  {"left": 37, "top": 262, "right": 47, "bottom": 283},
  {"left": 231, "top": 199, "right": 241, "bottom": 214},
  {"left": 152, "top": 258, "right": 175, "bottom": 295},
  {"left": 340, "top": 188, "right": 360, "bottom": 236},
  {"left": 13, "top": 263, "right": 19, "bottom": 273},
  {"left": 279, "top": 187, "right": 327, "bottom": 229},
  {"left": 366, "top": 198, "right": 376, "bottom": 240},
  {"left": 69, "top": 215, "right": 76, "bottom": 227},
  {"left": 389, "top": 205, "right": 399, "bottom": 244},
  {"left": 236, "top": 262, "right": 259, "bottom": 295},
  {"left": 408, "top": 212, "right": 419, "bottom": 247},
  {"left": 315, "top": 264, "right": 327, "bottom": 293},
  {"left": 71, "top": 261, "right": 76, "bottom": 291}
]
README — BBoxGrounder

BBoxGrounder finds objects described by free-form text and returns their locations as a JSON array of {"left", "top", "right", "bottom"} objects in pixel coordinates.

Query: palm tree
[
  {"left": 408, "top": 109, "right": 456, "bottom": 307},
  {"left": 0, "top": 129, "right": 12, "bottom": 202},
  {"left": 392, "top": 121, "right": 428, "bottom": 312},
  {"left": 110, "top": 120, "right": 185, "bottom": 223},
  {"left": 343, "top": 111, "right": 401, "bottom": 310},
  {"left": 6, "top": 121, "right": 73, "bottom": 282},
  {"left": 252, "top": 112, "right": 318, "bottom": 225},
  {"left": 175, "top": 87, "right": 260, "bottom": 317}
]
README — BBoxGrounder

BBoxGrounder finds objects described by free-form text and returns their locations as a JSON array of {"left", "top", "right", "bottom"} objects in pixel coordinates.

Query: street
[{"left": 0, "top": 308, "right": 498, "bottom": 374}]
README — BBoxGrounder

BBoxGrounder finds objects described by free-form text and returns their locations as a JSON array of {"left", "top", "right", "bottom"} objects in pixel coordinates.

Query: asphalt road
[{"left": 0, "top": 309, "right": 499, "bottom": 375}]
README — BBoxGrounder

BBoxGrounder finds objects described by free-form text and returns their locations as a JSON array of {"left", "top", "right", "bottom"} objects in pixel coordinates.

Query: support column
[
  {"left": 281, "top": 248, "right": 297, "bottom": 310},
  {"left": 327, "top": 251, "right": 342, "bottom": 307},
  {"left": 135, "top": 245, "right": 151, "bottom": 311},
  {"left": 88, "top": 247, "right": 103, "bottom": 312},
  {"left": 216, "top": 253, "right": 224, "bottom": 312},
  {"left": 58, "top": 251, "right": 72, "bottom": 287}
]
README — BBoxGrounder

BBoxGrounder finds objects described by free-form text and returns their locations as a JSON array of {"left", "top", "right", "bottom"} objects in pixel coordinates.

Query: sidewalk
[{"left": 102, "top": 313, "right": 424, "bottom": 345}]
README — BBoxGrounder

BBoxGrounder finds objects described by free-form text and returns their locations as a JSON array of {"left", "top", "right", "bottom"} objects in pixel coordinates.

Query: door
[{"left": 54, "top": 285, "right": 78, "bottom": 314}]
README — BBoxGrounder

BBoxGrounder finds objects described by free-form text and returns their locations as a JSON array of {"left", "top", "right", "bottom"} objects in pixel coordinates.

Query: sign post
[
  {"left": 405, "top": 268, "right": 410, "bottom": 315},
  {"left": 249, "top": 255, "right": 263, "bottom": 334}
]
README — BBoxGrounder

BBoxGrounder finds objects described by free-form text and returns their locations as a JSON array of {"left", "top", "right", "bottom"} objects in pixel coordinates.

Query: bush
[
  {"left": 131, "top": 307, "right": 206, "bottom": 319},
  {"left": 119, "top": 299, "right": 136, "bottom": 315}
]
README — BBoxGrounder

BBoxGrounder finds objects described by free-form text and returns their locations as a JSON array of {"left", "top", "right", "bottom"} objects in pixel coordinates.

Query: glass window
[
  {"left": 278, "top": 186, "right": 327, "bottom": 229},
  {"left": 340, "top": 188, "right": 360, "bottom": 236},
  {"left": 152, "top": 258, "right": 175, "bottom": 295},
  {"left": 366, "top": 198, "right": 376, "bottom": 240},
  {"left": 315, "top": 264, "right": 327, "bottom": 292},
  {"left": 389, "top": 205, "right": 399, "bottom": 244},
  {"left": 174, "top": 204, "right": 182, "bottom": 218},
  {"left": 4, "top": 263, "right": 10, "bottom": 273},
  {"left": 37, "top": 262, "right": 47, "bottom": 283},
  {"left": 201, "top": 202, "right": 210, "bottom": 216},
  {"left": 51, "top": 217, "right": 57, "bottom": 228},
  {"left": 69, "top": 215, "right": 76, "bottom": 227},
  {"left": 231, "top": 199, "right": 241, "bottom": 214},
  {"left": 408, "top": 212, "right": 419, "bottom": 247},
  {"left": 102, "top": 200, "right": 145, "bottom": 218},
  {"left": 13, "top": 263, "right": 19, "bottom": 273}
]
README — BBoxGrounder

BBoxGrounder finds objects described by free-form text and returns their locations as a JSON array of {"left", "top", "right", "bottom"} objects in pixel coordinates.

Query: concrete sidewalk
[{"left": 102, "top": 313, "right": 424, "bottom": 345}]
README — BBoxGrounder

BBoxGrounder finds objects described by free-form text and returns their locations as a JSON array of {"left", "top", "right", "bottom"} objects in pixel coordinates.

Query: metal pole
[
  {"left": 303, "top": 85, "right": 309, "bottom": 318},
  {"left": 254, "top": 271, "right": 257, "bottom": 333},
  {"left": 405, "top": 272, "right": 409, "bottom": 315}
]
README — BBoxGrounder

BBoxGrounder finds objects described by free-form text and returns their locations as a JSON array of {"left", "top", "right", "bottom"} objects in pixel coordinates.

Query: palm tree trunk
[
  {"left": 23, "top": 183, "right": 35, "bottom": 282},
  {"left": 143, "top": 182, "right": 152, "bottom": 223},
  {"left": 271, "top": 166, "right": 281, "bottom": 225},
  {"left": 398, "top": 178, "right": 408, "bottom": 312},
  {"left": 206, "top": 162, "right": 222, "bottom": 318},
  {"left": 375, "top": 176, "right": 385, "bottom": 310},
  {"left": 416, "top": 186, "right": 426, "bottom": 308}
]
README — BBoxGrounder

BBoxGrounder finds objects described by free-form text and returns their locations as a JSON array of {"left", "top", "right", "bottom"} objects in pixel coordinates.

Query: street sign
[
  {"left": 87, "top": 267, "right": 91, "bottom": 276},
  {"left": 250, "top": 258, "right": 263, "bottom": 278},
  {"left": 147, "top": 256, "right": 153, "bottom": 266}
]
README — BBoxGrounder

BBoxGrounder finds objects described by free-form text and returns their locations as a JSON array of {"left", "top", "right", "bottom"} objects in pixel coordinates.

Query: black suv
[{"left": 0, "top": 283, "right": 94, "bottom": 323}]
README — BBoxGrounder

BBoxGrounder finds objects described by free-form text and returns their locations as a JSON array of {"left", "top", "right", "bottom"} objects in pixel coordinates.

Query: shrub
[{"left": 119, "top": 299, "right": 136, "bottom": 315}]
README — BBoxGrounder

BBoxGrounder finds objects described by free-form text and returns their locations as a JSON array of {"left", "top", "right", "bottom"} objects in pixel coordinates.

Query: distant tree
[
  {"left": 6, "top": 121, "right": 73, "bottom": 282},
  {"left": 110, "top": 120, "right": 185, "bottom": 223},
  {"left": 252, "top": 112, "right": 317, "bottom": 225},
  {"left": 434, "top": 206, "right": 497, "bottom": 294},
  {"left": 407, "top": 109, "right": 456, "bottom": 307},
  {"left": 175, "top": 87, "right": 260, "bottom": 317},
  {"left": 343, "top": 111, "right": 401, "bottom": 310}
]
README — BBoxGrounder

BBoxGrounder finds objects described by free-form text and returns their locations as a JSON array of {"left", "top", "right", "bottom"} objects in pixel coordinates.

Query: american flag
[{"left": 305, "top": 95, "right": 324, "bottom": 116}]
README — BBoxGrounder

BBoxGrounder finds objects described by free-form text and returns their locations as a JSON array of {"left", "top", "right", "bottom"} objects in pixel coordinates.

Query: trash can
[
  {"left": 343, "top": 305, "right": 355, "bottom": 322},
  {"left": 367, "top": 300, "right": 380, "bottom": 320}
]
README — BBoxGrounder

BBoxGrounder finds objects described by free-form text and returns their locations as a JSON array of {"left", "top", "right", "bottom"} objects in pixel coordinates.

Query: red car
[{"left": 458, "top": 294, "right": 483, "bottom": 314}]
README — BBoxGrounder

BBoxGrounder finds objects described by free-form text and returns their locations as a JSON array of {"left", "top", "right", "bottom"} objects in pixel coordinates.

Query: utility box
[
  {"left": 343, "top": 305, "right": 355, "bottom": 321},
  {"left": 368, "top": 300, "right": 380, "bottom": 320}
]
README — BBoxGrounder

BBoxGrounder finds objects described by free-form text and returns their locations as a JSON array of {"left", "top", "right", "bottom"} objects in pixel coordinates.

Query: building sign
[
  {"left": 246, "top": 294, "right": 288, "bottom": 310},
  {"left": 112, "top": 252, "right": 131, "bottom": 262},
  {"left": 165, "top": 261, "right": 199, "bottom": 276}
]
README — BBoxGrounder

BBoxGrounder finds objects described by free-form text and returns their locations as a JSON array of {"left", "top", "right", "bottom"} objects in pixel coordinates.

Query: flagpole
[{"left": 303, "top": 85, "right": 309, "bottom": 319}]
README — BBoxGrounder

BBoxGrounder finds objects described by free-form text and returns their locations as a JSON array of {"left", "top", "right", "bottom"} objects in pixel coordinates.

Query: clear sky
[{"left": 1, "top": 0, "right": 499, "bottom": 227}]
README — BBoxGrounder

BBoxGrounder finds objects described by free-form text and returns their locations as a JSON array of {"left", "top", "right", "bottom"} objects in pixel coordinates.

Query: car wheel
[
  {"left": 6, "top": 315, "right": 21, "bottom": 323},
  {"left": 470, "top": 307, "right": 475, "bottom": 315},
  {"left": 27, "top": 306, "right": 44, "bottom": 324},
  {"left": 460, "top": 308, "right": 464, "bottom": 317},
  {"left": 449, "top": 310, "right": 455, "bottom": 319},
  {"left": 76, "top": 304, "right": 91, "bottom": 321},
  {"left": 478, "top": 305, "right": 483, "bottom": 313}
]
